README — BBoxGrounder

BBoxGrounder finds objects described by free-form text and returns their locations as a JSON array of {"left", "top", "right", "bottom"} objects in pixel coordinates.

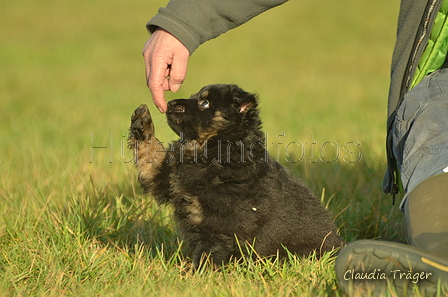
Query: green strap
[{"left": 411, "top": 0, "right": 448, "bottom": 89}]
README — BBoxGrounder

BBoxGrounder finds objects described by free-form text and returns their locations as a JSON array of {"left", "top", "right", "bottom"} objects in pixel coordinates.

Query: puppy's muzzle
[{"left": 167, "top": 101, "right": 186, "bottom": 113}]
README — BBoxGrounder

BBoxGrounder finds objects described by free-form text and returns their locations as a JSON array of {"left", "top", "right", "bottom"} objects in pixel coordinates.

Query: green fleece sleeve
[{"left": 147, "top": 0, "right": 288, "bottom": 54}]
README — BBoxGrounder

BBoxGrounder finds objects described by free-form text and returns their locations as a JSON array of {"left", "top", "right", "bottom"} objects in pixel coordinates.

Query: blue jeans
[{"left": 392, "top": 68, "right": 448, "bottom": 208}]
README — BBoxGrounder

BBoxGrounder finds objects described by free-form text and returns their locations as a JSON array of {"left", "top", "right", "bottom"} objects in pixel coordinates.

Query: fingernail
[
  {"left": 172, "top": 84, "right": 181, "bottom": 93},
  {"left": 157, "top": 106, "right": 164, "bottom": 113}
]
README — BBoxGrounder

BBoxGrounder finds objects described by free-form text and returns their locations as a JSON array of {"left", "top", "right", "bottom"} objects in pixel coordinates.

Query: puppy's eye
[{"left": 199, "top": 100, "right": 210, "bottom": 110}]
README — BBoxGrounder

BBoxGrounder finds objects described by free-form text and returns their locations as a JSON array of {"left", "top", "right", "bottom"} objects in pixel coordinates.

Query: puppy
[{"left": 128, "top": 84, "right": 344, "bottom": 268}]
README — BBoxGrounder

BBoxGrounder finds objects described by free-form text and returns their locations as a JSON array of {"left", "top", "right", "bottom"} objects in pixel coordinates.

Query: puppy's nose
[{"left": 167, "top": 100, "right": 185, "bottom": 113}]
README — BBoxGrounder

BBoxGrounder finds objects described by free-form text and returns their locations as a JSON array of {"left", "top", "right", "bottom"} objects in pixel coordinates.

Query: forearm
[{"left": 147, "top": 0, "right": 288, "bottom": 54}]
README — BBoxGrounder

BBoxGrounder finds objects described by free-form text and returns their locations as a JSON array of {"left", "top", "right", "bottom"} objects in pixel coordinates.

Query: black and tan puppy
[{"left": 128, "top": 84, "right": 344, "bottom": 268}]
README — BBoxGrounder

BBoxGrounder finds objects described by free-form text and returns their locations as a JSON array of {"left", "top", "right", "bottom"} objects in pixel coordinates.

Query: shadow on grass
[
  {"left": 62, "top": 175, "right": 185, "bottom": 260},
  {"left": 281, "top": 153, "right": 406, "bottom": 244}
]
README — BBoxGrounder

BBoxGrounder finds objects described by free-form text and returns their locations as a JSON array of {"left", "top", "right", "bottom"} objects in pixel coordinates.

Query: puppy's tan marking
[
  {"left": 197, "top": 110, "right": 228, "bottom": 144},
  {"left": 171, "top": 178, "right": 204, "bottom": 225},
  {"left": 200, "top": 89, "right": 209, "bottom": 100},
  {"left": 135, "top": 136, "right": 165, "bottom": 192},
  {"left": 185, "top": 196, "right": 204, "bottom": 225}
]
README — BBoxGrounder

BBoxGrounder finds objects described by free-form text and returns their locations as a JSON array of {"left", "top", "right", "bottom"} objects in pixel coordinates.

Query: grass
[{"left": 1, "top": 0, "right": 446, "bottom": 296}]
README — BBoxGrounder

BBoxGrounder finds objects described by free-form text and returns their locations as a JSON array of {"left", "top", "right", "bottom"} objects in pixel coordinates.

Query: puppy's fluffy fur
[{"left": 128, "top": 84, "right": 344, "bottom": 268}]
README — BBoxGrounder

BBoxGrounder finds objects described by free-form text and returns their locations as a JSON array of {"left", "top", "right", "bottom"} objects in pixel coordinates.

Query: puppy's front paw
[{"left": 128, "top": 104, "right": 155, "bottom": 148}]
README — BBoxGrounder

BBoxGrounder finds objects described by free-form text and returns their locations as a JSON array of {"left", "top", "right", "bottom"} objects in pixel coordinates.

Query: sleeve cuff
[{"left": 146, "top": 8, "right": 202, "bottom": 55}]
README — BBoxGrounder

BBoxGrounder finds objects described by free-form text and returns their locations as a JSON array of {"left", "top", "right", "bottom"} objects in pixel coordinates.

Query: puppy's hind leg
[
  {"left": 191, "top": 235, "right": 236, "bottom": 270},
  {"left": 128, "top": 104, "right": 166, "bottom": 194}
]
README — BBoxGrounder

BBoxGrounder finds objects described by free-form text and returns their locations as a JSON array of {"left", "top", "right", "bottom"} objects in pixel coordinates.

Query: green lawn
[{"left": 1, "top": 0, "right": 444, "bottom": 296}]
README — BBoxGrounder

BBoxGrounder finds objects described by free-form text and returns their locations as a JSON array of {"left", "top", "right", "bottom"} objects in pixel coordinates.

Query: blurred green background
[
  {"left": 1, "top": 0, "right": 409, "bottom": 295},
  {"left": 1, "top": 0, "right": 399, "bottom": 157}
]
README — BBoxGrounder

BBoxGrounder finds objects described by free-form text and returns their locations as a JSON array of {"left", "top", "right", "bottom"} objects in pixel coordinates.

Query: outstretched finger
[{"left": 147, "top": 64, "right": 169, "bottom": 113}]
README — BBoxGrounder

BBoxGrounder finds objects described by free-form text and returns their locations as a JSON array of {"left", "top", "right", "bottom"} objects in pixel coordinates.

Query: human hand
[{"left": 142, "top": 28, "right": 190, "bottom": 113}]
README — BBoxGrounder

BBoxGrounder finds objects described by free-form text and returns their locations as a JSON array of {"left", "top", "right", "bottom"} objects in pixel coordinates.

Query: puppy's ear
[
  {"left": 233, "top": 88, "right": 258, "bottom": 114},
  {"left": 239, "top": 100, "right": 255, "bottom": 113}
]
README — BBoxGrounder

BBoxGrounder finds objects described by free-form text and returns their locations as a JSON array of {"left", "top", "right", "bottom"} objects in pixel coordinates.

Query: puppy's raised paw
[{"left": 128, "top": 104, "right": 155, "bottom": 147}]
